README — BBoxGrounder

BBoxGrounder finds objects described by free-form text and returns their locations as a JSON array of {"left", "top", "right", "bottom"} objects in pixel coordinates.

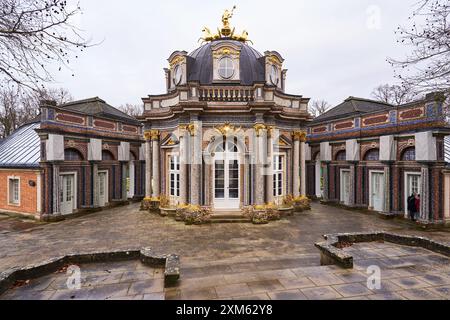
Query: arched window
[
  {"left": 335, "top": 150, "right": 346, "bottom": 161},
  {"left": 364, "top": 149, "right": 380, "bottom": 161},
  {"left": 401, "top": 147, "right": 416, "bottom": 161},
  {"left": 102, "top": 150, "right": 115, "bottom": 161},
  {"left": 215, "top": 139, "right": 238, "bottom": 153},
  {"left": 64, "top": 148, "right": 83, "bottom": 161}
]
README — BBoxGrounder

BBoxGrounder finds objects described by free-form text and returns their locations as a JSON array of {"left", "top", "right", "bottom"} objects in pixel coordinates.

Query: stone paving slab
[{"left": 0, "top": 202, "right": 449, "bottom": 300}]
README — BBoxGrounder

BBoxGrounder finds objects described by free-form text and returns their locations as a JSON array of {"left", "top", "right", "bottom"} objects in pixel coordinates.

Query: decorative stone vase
[{"left": 277, "top": 206, "right": 294, "bottom": 217}]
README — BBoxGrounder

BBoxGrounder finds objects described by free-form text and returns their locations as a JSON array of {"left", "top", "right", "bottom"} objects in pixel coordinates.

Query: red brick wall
[{"left": 0, "top": 170, "right": 40, "bottom": 216}]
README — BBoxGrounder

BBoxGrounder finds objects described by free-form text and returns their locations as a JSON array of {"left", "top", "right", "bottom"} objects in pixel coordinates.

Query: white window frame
[
  {"left": 273, "top": 153, "right": 286, "bottom": 200},
  {"left": 7, "top": 176, "right": 20, "bottom": 206},
  {"left": 98, "top": 170, "right": 109, "bottom": 206},
  {"left": 168, "top": 154, "right": 180, "bottom": 204}
]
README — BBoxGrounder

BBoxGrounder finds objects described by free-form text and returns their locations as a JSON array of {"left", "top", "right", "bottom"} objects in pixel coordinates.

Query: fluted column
[
  {"left": 179, "top": 126, "right": 188, "bottom": 205},
  {"left": 266, "top": 127, "right": 274, "bottom": 204},
  {"left": 300, "top": 134, "right": 307, "bottom": 196},
  {"left": 292, "top": 131, "right": 306, "bottom": 197},
  {"left": 150, "top": 130, "right": 160, "bottom": 198},
  {"left": 189, "top": 122, "right": 202, "bottom": 205},
  {"left": 144, "top": 132, "right": 152, "bottom": 199},
  {"left": 254, "top": 124, "right": 266, "bottom": 205}
]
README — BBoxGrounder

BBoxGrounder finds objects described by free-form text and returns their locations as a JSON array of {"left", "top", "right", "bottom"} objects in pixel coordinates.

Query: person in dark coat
[
  {"left": 407, "top": 193, "right": 416, "bottom": 221},
  {"left": 415, "top": 194, "right": 421, "bottom": 221}
]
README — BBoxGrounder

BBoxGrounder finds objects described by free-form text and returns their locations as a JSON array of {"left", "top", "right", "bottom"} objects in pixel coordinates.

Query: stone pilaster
[
  {"left": 348, "top": 163, "right": 356, "bottom": 207},
  {"left": 383, "top": 164, "right": 391, "bottom": 213},
  {"left": 52, "top": 163, "right": 60, "bottom": 215},
  {"left": 322, "top": 163, "right": 329, "bottom": 202},
  {"left": 92, "top": 162, "right": 99, "bottom": 207},
  {"left": 121, "top": 163, "right": 128, "bottom": 201},
  {"left": 254, "top": 124, "right": 266, "bottom": 205},
  {"left": 419, "top": 165, "right": 430, "bottom": 222},
  {"left": 144, "top": 132, "right": 152, "bottom": 199}
]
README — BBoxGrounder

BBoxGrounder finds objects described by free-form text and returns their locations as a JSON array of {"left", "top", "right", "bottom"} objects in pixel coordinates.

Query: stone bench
[
  {"left": 0, "top": 247, "right": 180, "bottom": 296},
  {"left": 315, "top": 231, "right": 450, "bottom": 269}
]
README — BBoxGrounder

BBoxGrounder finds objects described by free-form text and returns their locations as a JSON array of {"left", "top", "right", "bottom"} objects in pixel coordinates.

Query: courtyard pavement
[{"left": 0, "top": 203, "right": 449, "bottom": 300}]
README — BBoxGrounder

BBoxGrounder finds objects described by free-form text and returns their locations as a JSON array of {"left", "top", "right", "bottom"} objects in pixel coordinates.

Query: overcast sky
[{"left": 50, "top": 0, "right": 419, "bottom": 107}]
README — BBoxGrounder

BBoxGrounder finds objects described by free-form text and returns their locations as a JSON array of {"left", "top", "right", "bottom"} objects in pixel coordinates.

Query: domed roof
[{"left": 187, "top": 39, "right": 265, "bottom": 86}]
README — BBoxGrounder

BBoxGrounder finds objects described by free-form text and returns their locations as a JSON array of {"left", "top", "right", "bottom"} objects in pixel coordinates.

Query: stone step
[
  {"left": 210, "top": 218, "right": 252, "bottom": 224},
  {"left": 210, "top": 214, "right": 251, "bottom": 223}
]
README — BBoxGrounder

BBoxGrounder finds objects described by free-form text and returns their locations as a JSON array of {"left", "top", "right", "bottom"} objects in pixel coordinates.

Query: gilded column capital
[
  {"left": 185, "top": 123, "right": 198, "bottom": 136},
  {"left": 267, "top": 126, "right": 276, "bottom": 138},
  {"left": 292, "top": 130, "right": 307, "bottom": 142},
  {"left": 253, "top": 124, "right": 267, "bottom": 137},
  {"left": 144, "top": 129, "right": 160, "bottom": 141}
]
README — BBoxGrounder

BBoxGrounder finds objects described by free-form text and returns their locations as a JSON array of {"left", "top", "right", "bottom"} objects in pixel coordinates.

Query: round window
[
  {"left": 218, "top": 57, "right": 235, "bottom": 79},
  {"left": 270, "top": 65, "right": 279, "bottom": 85},
  {"left": 173, "top": 65, "right": 183, "bottom": 85}
]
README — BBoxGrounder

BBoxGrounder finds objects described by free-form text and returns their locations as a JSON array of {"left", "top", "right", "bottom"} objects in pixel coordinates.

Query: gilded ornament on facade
[
  {"left": 215, "top": 122, "right": 241, "bottom": 136},
  {"left": 169, "top": 56, "right": 185, "bottom": 68}
]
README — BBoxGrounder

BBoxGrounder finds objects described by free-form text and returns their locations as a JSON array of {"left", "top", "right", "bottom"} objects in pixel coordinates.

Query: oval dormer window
[
  {"left": 173, "top": 65, "right": 183, "bottom": 85},
  {"left": 270, "top": 65, "right": 279, "bottom": 85},
  {"left": 218, "top": 57, "right": 235, "bottom": 79}
]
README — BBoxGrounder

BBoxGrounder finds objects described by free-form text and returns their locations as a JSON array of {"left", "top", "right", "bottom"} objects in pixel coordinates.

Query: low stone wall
[
  {"left": 315, "top": 231, "right": 450, "bottom": 269},
  {"left": 0, "top": 248, "right": 180, "bottom": 296}
]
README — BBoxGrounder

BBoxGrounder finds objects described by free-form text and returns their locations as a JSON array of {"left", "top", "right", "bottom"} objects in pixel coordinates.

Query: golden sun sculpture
[{"left": 199, "top": 6, "right": 253, "bottom": 44}]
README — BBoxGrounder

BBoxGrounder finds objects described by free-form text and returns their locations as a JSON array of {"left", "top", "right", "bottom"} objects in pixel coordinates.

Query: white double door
[
  {"left": 60, "top": 174, "right": 75, "bottom": 215},
  {"left": 213, "top": 153, "right": 240, "bottom": 210},
  {"left": 370, "top": 171, "right": 385, "bottom": 212},
  {"left": 98, "top": 171, "right": 108, "bottom": 207}
]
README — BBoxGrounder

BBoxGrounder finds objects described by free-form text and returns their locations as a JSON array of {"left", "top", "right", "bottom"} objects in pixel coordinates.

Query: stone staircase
[{"left": 210, "top": 211, "right": 251, "bottom": 223}]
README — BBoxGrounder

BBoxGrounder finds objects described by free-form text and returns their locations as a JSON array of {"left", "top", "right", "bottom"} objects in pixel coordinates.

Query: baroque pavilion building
[
  {"left": 0, "top": 8, "right": 449, "bottom": 225},
  {"left": 139, "top": 11, "right": 311, "bottom": 211}
]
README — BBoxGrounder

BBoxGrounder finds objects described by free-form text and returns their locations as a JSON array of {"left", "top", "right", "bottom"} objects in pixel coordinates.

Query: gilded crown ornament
[{"left": 199, "top": 6, "right": 253, "bottom": 44}]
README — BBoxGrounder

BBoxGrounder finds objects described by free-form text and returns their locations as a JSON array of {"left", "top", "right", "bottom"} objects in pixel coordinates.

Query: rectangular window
[
  {"left": 169, "top": 155, "right": 180, "bottom": 197},
  {"left": 8, "top": 178, "right": 20, "bottom": 205},
  {"left": 273, "top": 155, "right": 284, "bottom": 198}
]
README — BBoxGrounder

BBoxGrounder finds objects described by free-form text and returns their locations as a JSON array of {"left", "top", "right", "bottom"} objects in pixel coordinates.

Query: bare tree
[
  {"left": 389, "top": 0, "right": 450, "bottom": 95},
  {"left": 371, "top": 84, "right": 418, "bottom": 105},
  {"left": 0, "top": 0, "right": 91, "bottom": 91},
  {"left": 118, "top": 103, "right": 143, "bottom": 117},
  {"left": 309, "top": 100, "right": 332, "bottom": 118},
  {"left": 0, "top": 85, "right": 73, "bottom": 138}
]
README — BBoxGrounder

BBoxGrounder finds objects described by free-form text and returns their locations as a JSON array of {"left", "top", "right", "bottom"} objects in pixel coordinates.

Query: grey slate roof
[
  {"left": 313, "top": 97, "right": 393, "bottom": 123},
  {"left": 188, "top": 39, "right": 265, "bottom": 86},
  {"left": 0, "top": 121, "right": 40, "bottom": 168},
  {"left": 59, "top": 97, "right": 141, "bottom": 125}
]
